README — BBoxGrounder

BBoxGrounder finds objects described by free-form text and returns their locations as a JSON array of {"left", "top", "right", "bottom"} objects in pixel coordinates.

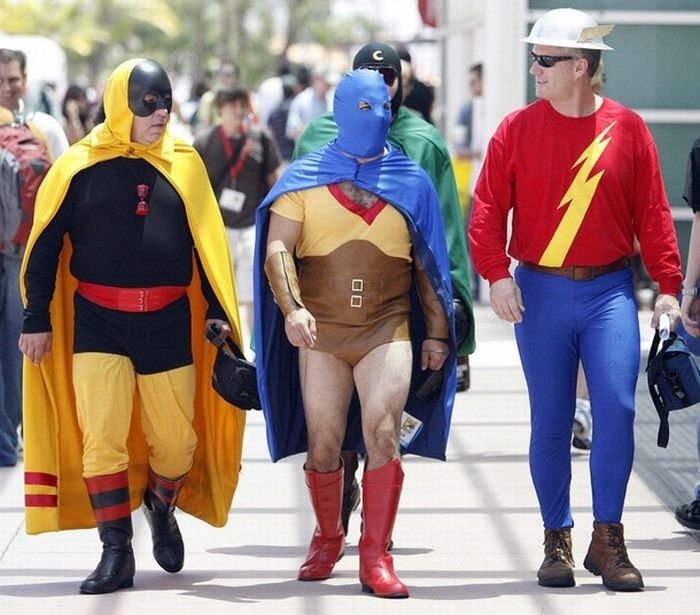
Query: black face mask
[{"left": 128, "top": 60, "right": 172, "bottom": 117}]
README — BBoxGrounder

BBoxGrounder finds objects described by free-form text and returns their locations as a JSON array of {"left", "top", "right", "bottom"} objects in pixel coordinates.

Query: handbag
[
  {"left": 646, "top": 330, "right": 700, "bottom": 447},
  {"left": 206, "top": 324, "right": 261, "bottom": 410}
]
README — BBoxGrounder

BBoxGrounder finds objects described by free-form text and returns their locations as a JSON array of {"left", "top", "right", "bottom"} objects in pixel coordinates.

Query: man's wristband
[{"left": 682, "top": 286, "right": 699, "bottom": 296}]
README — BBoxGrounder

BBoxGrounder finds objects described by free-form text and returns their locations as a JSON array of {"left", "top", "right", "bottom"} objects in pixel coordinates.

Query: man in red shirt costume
[{"left": 469, "top": 8, "right": 682, "bottom": 592}]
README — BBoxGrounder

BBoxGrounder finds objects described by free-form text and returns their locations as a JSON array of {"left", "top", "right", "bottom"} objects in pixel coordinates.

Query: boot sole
[
  {"left": 79, "top": 577, "right": 133, "bottom": 594},
  {"left": 537, "top": 574, "right": 575, "bottom": 588},
  {"left": 361, "top": 584, "right": 409, "bottom": 598},
  {"left": 583, "top": 558, "right": 644, "bottom": 591},
  {"left": 297, "top": 549, "right": 345, "bottom": 580}
]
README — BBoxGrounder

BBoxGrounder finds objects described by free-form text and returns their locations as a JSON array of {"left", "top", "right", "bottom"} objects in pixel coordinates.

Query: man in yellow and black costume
[{"left": 18, "top": 58, "right": 246, "bottom": 594}]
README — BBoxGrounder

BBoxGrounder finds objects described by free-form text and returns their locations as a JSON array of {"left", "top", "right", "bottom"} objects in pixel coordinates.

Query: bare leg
[
  {"left": 353, "top": 341, "right": 412, "bottom": 469},
  {"left": 299, "top": 348, "right": 355, "bottom": 471},
  {"left": 354, "top": 341, "right": 412, "bottom": 598},
  {"left": 296, "top": 348, "right": 356, "bottom": 580}
]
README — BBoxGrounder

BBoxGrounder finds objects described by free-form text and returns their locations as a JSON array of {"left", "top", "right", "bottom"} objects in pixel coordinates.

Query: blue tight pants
[{"left": 514, "top": 266, "right": 639, "bottom": 528}]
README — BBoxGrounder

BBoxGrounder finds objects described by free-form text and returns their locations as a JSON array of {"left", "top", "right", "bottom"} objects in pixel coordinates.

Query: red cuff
[{"left": 485, "top": 267, "right": 512, "bottom": 285}]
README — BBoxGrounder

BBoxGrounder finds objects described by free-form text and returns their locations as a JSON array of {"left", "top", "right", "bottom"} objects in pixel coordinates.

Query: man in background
[{"left": 0, "top": 47, "right": 68, "bottom": 467}]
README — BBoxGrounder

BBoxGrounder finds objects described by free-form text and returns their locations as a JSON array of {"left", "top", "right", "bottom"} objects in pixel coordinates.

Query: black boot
[
  {"left": 80, "top": 471, "right": 135, "bottom": 594},
  {"left": 340, "top": 450, "right": 360, "bottom": 536},
  {"left": 141, "top": 471, "right": 186, "bottom": 573}
]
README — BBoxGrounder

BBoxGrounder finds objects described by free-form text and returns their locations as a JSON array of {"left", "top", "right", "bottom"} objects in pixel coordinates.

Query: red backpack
[{"left": 0, "top": 111, "right": 51, "bottom": 254}]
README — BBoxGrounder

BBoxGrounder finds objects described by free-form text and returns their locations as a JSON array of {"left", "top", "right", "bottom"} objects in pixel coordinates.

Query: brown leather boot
[
  {"left": 537, "top": 528, "right": 575, "bottom": 587},
  {"left": 583, "top": 522, "right": 644, "bottom": 591}
]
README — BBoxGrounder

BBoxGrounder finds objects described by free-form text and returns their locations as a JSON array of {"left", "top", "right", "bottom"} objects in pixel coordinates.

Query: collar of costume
[{"left": 253, "top": 142, "right": 456, "bottom": 463}]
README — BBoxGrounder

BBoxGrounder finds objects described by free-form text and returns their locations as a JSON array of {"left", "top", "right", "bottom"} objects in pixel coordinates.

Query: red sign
[{"left": 418, "top": 0, "right": 438, "bottom": 28}]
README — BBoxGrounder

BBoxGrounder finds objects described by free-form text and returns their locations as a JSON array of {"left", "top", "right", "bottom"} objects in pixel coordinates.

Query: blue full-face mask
[{"left": 333, "top": 69, "right": 391, "bottom": 159}]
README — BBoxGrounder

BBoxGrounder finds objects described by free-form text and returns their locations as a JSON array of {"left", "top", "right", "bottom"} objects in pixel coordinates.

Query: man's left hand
[
  {"left": 421, "top": 338, "right": 449, "bottom": 371},
  {"left": 651, "top": 293, "right": 681, "bottom": 332}
]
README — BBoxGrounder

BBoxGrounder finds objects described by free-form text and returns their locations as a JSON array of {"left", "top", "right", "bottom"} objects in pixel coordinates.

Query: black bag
[
  {"left": 646, "top": 330, "right": 700, "bottom": 447},
  {"left": 206, "top": 324, "right": 261, "bottom": 410}
]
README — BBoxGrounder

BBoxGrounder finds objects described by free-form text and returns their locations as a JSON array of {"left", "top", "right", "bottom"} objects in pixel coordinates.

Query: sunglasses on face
[
  {"left": 377, "top": 67, "right": 397, "bottom": 87},
  {"left": 530, "top": 52, "right": 575, "bottom": 68}
]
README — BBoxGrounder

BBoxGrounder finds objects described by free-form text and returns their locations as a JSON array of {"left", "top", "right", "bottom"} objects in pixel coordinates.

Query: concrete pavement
[{"left": 0, "top": 304, "right": 698, "bottom": 615}]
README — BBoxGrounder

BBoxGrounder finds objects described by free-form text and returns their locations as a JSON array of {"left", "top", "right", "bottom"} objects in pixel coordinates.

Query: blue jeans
[
  {"left": 0, "top": 255, "right": 23, "bottom": 465},
  {"left": 514, "top": 265, "right": 639, "bottom": 528}
]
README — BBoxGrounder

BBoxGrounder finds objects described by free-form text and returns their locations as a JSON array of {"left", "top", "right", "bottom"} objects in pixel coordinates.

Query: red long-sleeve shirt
[{"left": 469, "top": 97, "right": 682, "bottom": 296}]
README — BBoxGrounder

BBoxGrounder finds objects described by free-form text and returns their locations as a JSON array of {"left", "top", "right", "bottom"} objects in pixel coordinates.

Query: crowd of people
[{"left": 0, "top": 4, "right": 698, "bottom": 601}]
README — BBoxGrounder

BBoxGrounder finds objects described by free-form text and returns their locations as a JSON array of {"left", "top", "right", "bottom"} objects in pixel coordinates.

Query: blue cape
[{"left": 254, "top": 142, "right": 456, "bottom": 461}]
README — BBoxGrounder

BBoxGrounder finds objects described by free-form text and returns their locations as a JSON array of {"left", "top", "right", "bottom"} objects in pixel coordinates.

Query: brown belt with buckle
[
  {"left": 520, "top": 257, "right": 629, "bottom": 281},
  {"left": 77, "top": 281, "right": 187, "bottom": 312}
]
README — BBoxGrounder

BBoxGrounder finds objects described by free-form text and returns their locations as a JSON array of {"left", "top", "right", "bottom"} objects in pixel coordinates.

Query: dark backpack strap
[
  {"left": 223, "top": 335, "right": 246, "bottom": 360},
  {"left": 647, "top": 328, "right": 662, "bottom": 367},
  {"left": 646, "top": 329, "right": 671, "bottom": 448}
]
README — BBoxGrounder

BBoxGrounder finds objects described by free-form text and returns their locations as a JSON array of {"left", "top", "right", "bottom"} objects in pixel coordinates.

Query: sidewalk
[{"left": 0, "top": 304, "right": 697, "bottom": 615}]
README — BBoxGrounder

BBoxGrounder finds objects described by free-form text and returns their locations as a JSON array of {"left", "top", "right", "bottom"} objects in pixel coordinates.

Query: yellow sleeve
[{"left": 270, "top": 191, "right": 305, "bottom": 222}]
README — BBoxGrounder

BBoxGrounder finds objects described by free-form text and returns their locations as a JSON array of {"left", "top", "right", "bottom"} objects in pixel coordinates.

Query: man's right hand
[
  {"left": 19, "top": 332, "right": 53, "bottom": 365},
  {"left": 489, "top": 278, "right": 525, "bottom": 323},
  {"left": 284, "top": 308, "right": 317, "bottom": 349}
]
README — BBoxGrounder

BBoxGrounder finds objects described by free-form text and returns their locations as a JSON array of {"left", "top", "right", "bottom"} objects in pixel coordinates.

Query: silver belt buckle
[{"left": 351, "top": 278, "right": 364, "bottom": 308}]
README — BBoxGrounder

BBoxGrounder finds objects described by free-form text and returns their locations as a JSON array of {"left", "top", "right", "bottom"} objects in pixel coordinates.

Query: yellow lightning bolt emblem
[{"left": 539, "top": 121, "right": 616, "bottom": 267}]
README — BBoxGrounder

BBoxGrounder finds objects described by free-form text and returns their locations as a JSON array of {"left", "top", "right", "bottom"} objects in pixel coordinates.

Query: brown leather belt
[
  {"left": 520, "top": 257, "right": 629, "bottom": 281},
  {"left": 77, "top": 281, "right": 187, "bottom": 312}
]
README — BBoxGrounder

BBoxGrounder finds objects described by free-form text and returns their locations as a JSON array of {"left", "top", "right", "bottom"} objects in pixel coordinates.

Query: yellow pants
[{"left": 73, "top": 353, "right": 197, "bottom": 479}]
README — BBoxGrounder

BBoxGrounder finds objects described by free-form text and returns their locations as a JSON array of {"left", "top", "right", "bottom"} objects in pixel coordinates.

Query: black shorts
[{"left": 73, "top": 293, "right": 192, "bottom": 374}]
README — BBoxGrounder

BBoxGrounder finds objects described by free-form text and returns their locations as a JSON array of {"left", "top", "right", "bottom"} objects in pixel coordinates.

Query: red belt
[
  {"left": 77, "top": 281, "right": 187, "bottom": 312},
  {"left": 520, "top": 257, "right": 629, "bottom": 281}
]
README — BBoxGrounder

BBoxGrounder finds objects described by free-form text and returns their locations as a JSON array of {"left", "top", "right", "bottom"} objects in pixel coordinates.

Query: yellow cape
[{"left": 20, "top": 59, "right": 246, "bottom": 534}]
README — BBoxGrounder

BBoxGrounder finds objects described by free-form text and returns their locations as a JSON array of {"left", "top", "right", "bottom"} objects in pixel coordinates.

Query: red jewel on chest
[{"left": 135, "top": 183, "right": 149, "bottom": 216}]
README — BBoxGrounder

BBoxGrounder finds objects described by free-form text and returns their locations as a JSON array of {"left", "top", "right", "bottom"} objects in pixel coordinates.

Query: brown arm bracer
[{"left": 264, "top": 250, "right": 306, "bottom": 317}]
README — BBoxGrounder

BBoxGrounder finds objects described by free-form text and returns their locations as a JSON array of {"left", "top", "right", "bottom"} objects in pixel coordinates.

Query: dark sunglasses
[
  {"left": 359, "top": 65, "right": 397, "bottom": 87},
  {"left": 376, "top": 67, "right": 397, "bottom": 87},
  {"left": 530, "top": 52, "right": 575, "bottom": 68}
]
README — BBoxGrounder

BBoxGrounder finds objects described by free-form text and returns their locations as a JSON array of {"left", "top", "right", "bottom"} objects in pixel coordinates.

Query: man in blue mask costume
[{"left": 254, "top": 69, "right": 455, "bottom": 598}]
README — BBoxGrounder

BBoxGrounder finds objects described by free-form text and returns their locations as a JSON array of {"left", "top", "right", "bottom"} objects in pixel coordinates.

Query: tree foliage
[{"left": 0, "top": 0, "right": 377, "bottom": 87}]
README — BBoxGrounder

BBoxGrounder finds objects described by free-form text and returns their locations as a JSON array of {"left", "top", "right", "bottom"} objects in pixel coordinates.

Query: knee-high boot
[
  {"left": 298, "top": 463, "right": 345, "bottom": 581},
  {"left": 359, "top": 458, "right": 408, "bottom": 598},
  {"left": 141, "top": 470, "right": 186, "bottom": 573},
  {"left": 79, "top": 470, "right": 135, "bottom": 594}
]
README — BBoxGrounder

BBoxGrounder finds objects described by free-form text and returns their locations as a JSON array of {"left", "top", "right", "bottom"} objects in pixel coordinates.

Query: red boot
[
  {"left": 359, "top": 458, "right": 409, "bottom": 598},
  {"left": 298, "top": 464, "right": 345, "bottom": 581}
]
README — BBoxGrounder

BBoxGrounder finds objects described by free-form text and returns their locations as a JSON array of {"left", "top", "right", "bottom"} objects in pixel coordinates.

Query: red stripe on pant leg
[
  {"left": 149, "top": 473, "right": 186, "bottom": 504},
  {"left": 84, "top": 470, "right": 129, "bottom": 494},
  {"left": 93, "top": 501, "right": 132, "bottom": 523}
]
